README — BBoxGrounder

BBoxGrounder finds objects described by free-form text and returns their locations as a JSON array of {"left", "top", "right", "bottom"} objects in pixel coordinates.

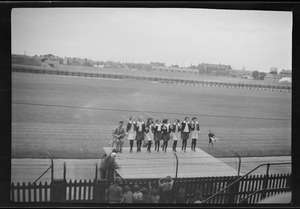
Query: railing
[
  {"left": 237, "top": 187, "right": 291, "bottom": 204},
  {"left": 12, "top": 65, "right": 291, "bottom": 91},
  {"left": 201, "top": 162, "right": 291, "bottom": 204},
  {"left": 11, "top": 172, "right": 291, "bottom": 203}
]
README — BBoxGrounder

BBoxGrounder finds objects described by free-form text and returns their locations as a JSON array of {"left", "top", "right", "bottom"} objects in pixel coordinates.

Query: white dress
[
  {"left": 128, "top": 122, "right": 136, "bottom": 140},
  {"left": 145, "top": 124, "right": 154, "bottom": 142},
  {"left": 191, "top": 122, "right": 200, "bottom": 139},
  {"left": 171, "top": 124, "right": 180, "bottom": 141}
]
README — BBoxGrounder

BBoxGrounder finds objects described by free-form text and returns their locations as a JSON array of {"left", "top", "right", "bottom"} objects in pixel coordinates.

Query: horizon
[{"left": 11, "top": 8, "right": 292, "bottom": 73}]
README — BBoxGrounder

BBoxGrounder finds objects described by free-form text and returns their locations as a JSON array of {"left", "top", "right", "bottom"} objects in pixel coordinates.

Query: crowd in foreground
[
  {"left": 106, "top": 176, "right": 204, "bottom": 204},
  {"left": 111, "top": 116, "right": 218, "bottom": 153}
]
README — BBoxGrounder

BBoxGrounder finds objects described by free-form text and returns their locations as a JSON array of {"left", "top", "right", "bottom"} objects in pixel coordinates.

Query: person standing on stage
[
  {"left": 171, "top": 119, "right": 181, "bottom": 152},
  {"left": 112, "top": 121, "right": 126, "bottom": 153},
  {"left": 190, "top": 117, "right": 200, "bottom": 152},
  {"left": 145, "top": 118, "right": 154, "bottom": 153},
  {"left": 181, "top": 117, "right": 191, "bottom": 152},
  {"left": 153, "top": 119, "right": 163, "bottom": 152},
  {"left": 162, "top": 119, "right": 171, "bottom": 153},
  {"left": 126, "top": 116, "right": 137, "bottom": 153},
  {"left": 135, "top": 117, "right": 146, "bottom": 152}
]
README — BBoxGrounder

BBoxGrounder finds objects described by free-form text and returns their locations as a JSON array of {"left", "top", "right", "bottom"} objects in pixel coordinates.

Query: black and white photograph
[{"left": 9, "top": 4, "right": 293, "bottom": 206}]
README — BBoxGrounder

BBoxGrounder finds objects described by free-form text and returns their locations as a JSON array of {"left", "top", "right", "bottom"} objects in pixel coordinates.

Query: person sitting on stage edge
[
  {"left": 158, "top": 176, "right": 174, "bottom": 203},
  {"left": 99, "top": 152, "right": 120, "bottom": 180},
  {"left": 106, "top": 177, "right": 123, "bottom": 203},
  {"left": 112, "top": 121, "right": 126, "bottom": 153}
]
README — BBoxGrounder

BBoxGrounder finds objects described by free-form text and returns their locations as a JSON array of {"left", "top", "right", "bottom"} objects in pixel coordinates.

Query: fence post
[
  {"left": 50, "top": 179, "right": 66, "bottom": 202},
  {"left": 93, "top": 180, "right": 108, "bottom": 203},
  {"left": 227, "top": 176, "right": 240, "bottom": 204}
]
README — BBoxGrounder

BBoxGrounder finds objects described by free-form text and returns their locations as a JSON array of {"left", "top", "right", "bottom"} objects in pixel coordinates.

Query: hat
[{"left": 111, "top": 152, "right": 117, "bottom": 157}]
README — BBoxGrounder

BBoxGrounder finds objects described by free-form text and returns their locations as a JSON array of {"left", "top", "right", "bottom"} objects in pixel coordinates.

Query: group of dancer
[{"left": 111, "top": 116, "right": 217, "bottom": 153}]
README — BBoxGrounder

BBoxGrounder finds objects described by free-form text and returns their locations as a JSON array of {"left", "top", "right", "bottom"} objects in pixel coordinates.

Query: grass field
[{"left": 12, "top": 72, "right": 291, "bottom": 159}]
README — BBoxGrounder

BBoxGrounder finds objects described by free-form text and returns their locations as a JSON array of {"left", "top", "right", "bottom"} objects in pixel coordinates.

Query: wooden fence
[
  {"left": 12, "top": 66, "right": 291, "bottom": 91},
  {"left": 11, "top": 173, "right": 291, "bottom": 204}
]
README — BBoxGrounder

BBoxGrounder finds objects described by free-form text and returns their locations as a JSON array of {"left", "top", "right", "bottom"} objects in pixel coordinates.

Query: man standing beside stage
[{"left": 112, "top": 121, "right": 126, "bottom": 153}]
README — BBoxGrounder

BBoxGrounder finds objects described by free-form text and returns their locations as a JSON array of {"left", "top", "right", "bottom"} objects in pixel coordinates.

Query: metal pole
[
  {"left": 234, "top": 152, "right": 241, "bottom": 176},
  {"left": 51, "top": 158, "right": 54, "bottom": 182},
  {"left": 174, "top": 153, "right": 178, "bottom": 178},
  {"left": 95, "top": 163, "right": 98, "bottom": 182},
  {"left": 63, "top": 162, "right": 66, "bottom": 181}
]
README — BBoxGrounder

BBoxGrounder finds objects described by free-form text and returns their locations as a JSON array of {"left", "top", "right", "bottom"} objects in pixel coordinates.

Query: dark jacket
[
  {"left": 135, "top": 122, "right": 146, "bottom": 133},
  {"left": 181, "top": 121, "right": 191, "bottom": 133},
  {"left": 126, "top": 121, "right": 137, "bottom": 132},
  {"left": 191, "top": 123, "right": 200, "bottom": 131},
  {"left": 171, "top": 123, "right": 181, "bottom": 132},
  {"left": 162, "top": 123, "right": 172, "bottom": 134}
]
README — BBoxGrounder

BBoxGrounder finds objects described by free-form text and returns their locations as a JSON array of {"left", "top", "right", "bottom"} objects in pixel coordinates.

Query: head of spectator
[
  {"left": 141, "top": 187, "right": 149, "bottom": 195},
  {"left": 118, "top": 121, "right": 124, "bottom": 128},
  {"left": 129, "top": 116, "right": 135, "bottom": 121},
  {"left": 114, "top": 177, "right": 121, "bottom": 185},
  {"left": 184, "top": 117, "right": 189, "bottom": 122},
  {"left": 133, "top": 185, "right": 140, "bottom": 192},
  {"left": 192, "top": 117, "right": 197, "bottom": 122},
  {"left": 111, "top": 152, "right": 117, "bottom": 159},
  {"left": 123, "top": 185, "right": 130, "bottom": 193},
  {"left": 162, "top": 119, "right": 168, "bottom": 124},
  {"left": 165, "top": 176, "right": 172, "bottom": 182},
  {"left": 152, "top": 189, "right": 158, "bottom": 196}
]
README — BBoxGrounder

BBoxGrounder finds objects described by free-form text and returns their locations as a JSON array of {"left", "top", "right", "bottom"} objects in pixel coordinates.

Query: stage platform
[{"left": 103, "top": 147, "right": 239, "bottom": 179}]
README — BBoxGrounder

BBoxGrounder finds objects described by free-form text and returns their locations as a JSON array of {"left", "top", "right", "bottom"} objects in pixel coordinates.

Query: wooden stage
[{"left": 103, "top": 147, "right": 239, "bottom": 179}]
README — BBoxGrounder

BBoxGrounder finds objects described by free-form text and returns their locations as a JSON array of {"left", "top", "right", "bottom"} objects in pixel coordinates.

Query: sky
[{"left": 11, "top": 8, "right": 292, "bottom": 72}]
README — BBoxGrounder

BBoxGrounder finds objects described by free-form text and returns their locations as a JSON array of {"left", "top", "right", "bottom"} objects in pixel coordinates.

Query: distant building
[
  {"left": 280, "top": 69, "right": 292, "bottom": 77},
  {"left": 198, "top": 62, "right": 232, "bottom": 75},
  {"left": 152, "top": 66, "right": 198, "bottom": 73},
  {"left": 150, "top": 62, "right": 165, "bottom": 67},
  {"left": 269, "top": 67, "right": 278, "bottom": 74}
]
